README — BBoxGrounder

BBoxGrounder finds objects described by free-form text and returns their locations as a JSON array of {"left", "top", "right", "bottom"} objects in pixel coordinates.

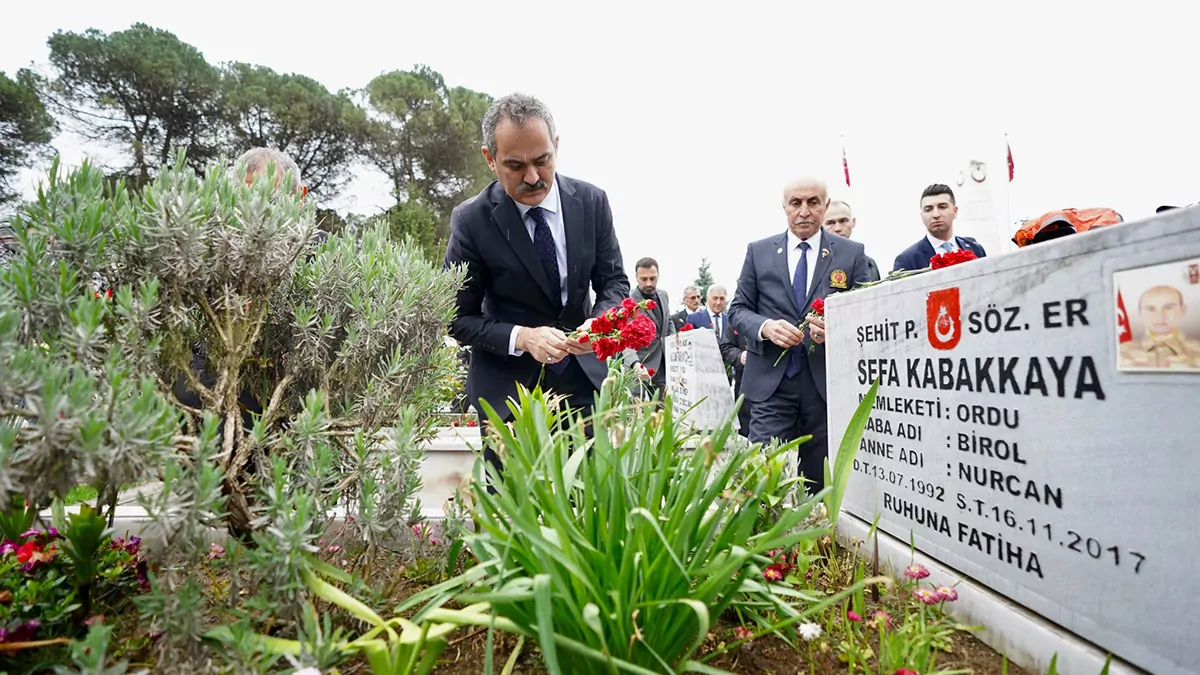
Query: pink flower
[
  {"left": 762, "top": 565, "right": 784, "bottom": 581},
  {"left": 896, "top": 670, "right": 920, "bottom": 675},
  {"left": 913, "top": 588, "right": 940, "bottom": 606},
  {"left": 904, "top": 564, "right": 930, "bottom": 580},
  {"left": 847, "top": 610, "right": 862, "bottom": 622},
  {"left": 733, "top": 626, "right": 754, "bottom": 641},
  {"left": 206, "top": 543, "right": 225, "bottom": 560},
  {"left": 326, "top": 544, "right": 342, "bottom": 554},
  {"left": 935, "top": 586, "right": 958, "bottom": 602},
  {"left": 0, "top": 540, "right": 15, "bottom": 556},
  {"left": 872, "top": 610, "right": 892, "bottom": 629}
]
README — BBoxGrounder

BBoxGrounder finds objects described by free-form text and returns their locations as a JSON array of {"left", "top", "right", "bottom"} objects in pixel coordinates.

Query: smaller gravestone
[{"left": 664, "top": 329, "right": 738, "bottom": 431}]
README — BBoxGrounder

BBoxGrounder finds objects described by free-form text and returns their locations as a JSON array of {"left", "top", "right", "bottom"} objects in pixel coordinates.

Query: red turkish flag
[
  {"left": 1007, "top": 140, "right": 1015, "bottom": 182},
  {"left": 1116, "top": 289, "right": 1132, "bottom": 343},
  {"left": 842, "top": 144, "right": 851, "bottom": 187}
]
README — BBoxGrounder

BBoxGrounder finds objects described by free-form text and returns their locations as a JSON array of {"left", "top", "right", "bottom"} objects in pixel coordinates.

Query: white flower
[
  {"left": 293, "top": 668, "right": 321, "bottom": 675},
  {"left": 798, "top": 622, "right": 822, "bottom": 641}
]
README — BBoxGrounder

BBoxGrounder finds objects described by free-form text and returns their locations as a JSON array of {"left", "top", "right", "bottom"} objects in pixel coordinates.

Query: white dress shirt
[
  {"left": 758, "top": 228, "right": 822, "bottom": 341},
  {"left": 509, "top": 180, "right": 568, "bottom": 356},
  {"left": 927, "top": 233, "right": 958, "bottom": 253}
]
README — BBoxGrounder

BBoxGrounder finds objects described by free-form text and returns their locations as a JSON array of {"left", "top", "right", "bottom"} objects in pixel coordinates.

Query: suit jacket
[
  {"left": 629, "top": 288, "right": 674, "bottom": 377},
  {"left": 891, "top": 235, "right": 986, "bottom": 274},
  {"left": 728, "top": 230, "right": 870, "bottom": 403},
  {"left": 443, "top": 175, "right": 629, "bottom": 415},
  {"left": 670, "top": 308, "right": 689, "bottom": 333},
  {"left": 866, "top": 255, "right": 881, "bottom": 283},
  {"left": 685, "top": 309, "right": 732, "bottom": 338}
]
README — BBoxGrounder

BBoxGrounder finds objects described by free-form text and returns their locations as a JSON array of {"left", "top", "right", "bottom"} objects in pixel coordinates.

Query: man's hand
[
  {"left": 517, "top": 326, "right": 571, "bottom": 364},
  {"left": 739, "top": 350, "right": 747, "bottom": 366},
  {"left": 762, "top": 319, "right": 805, "bottom": 348},
  {"left": 809, "top": 314, "right": 826, "bottom": 345},
  {"left": 563, "top": 318, "right": 596, "bottom": 355}
]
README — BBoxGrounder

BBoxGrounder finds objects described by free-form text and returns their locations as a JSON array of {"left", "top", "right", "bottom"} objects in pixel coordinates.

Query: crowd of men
[{"left": 3, "top": 89, "right": 1193, "bottom": 497}]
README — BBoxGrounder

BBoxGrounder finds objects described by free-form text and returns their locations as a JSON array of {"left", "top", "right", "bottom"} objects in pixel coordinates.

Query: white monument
[
  {"left": 826, "top": 208, "right": 1200, "bottom": 675},
  {"left": 664, "top": 329, "right": 739, "bottom": 432}
]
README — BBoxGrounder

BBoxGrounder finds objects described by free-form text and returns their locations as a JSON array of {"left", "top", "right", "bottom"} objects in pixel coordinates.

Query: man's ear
[
  {"left": 481, "top": 146, "right": 496, "bottom": 172},
  {"left": 554, "top": 135, "right": 560, "bottom": 152}
]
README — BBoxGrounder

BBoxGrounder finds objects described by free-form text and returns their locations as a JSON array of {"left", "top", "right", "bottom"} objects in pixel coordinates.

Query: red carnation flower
[
  {"left": 680, "top": 324, "right": 694, "bottom": 332},
  {"left": 621, "top": 298, "right": 637, "bottom": 310},
  {"left": 810, "top": 297, "right": 825, "bottom": 315},
  {"left": 929, "top": 249, "right": 978, "bottom": 270}
]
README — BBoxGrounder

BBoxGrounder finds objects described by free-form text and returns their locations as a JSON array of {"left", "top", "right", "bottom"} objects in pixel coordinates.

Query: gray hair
[
  {"left": 830, "top": 199, "right": 852, "bottom": 211},
  {"left": 481, "top": 93, "right": 556, "bottom": 156},
  {"left": 706, "top": 284, "right": 728, "bottom": 297},
  {"left": 235, "top": 147, "right": 303, "bottom": 187}
]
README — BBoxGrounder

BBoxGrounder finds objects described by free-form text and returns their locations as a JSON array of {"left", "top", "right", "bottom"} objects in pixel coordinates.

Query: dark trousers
[
  {"left": 479, "top": 356, "right": 597, "bottom": 491},
  {"left": 747, "top": 359, "right": 827, "bottom": 495},
  {"left": 732, "top": 367, "right": 751, "bottom": 438}
]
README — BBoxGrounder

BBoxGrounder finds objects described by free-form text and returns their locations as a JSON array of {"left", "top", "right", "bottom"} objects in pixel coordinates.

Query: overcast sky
[{"left": 5, "top": 1, "right": 1197, "bottom": 308}]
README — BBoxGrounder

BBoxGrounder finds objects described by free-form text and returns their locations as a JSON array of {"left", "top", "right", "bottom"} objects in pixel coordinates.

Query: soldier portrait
[{"left": 1115, "top": 258, "right": 1200, "bottom": 372}]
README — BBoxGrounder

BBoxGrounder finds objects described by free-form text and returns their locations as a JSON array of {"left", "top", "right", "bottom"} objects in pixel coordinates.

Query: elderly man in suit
[
  {"left": 728, "top": 177, "right": 871, "bottom": 494},
  {"left": 628, "top": 256, "right": 674, "bottom": 391},
  {"left": 443, "top": 93, "right": 630, "bottom": 481},
  {"left": 892, "top": 184, "right": 987, "bottom": 273},
  {"left": 671, "top": 285, "right": 702, "bottom": 332}
]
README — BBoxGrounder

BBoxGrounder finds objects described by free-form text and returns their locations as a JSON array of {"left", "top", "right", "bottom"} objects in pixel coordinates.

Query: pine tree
[{"left": 694, "top": 258, "right": 715, "bottom": 302}]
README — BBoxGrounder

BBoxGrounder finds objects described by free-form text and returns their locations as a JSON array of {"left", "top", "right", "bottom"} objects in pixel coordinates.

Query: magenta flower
[
  {"left": 936, "top": 586, "right": 958, "bottom": 602},
  {"left": 904, "top": 564, "right": 930, "bottom": 580},
  {"left": 847, "top": 610, "right": 862, "bottom": 622},
  {"left": 733, "top": 626, "right": 754, "bottom": 641},
  {"left": 872, "top": 610, "right": 892, "bottom": 629},
  {"left": 913, "top": 588, "right": 940, "bottom": 605},
  {"left": 0, "top": 539, "right": 15, "bottom": 556},
  {"left": 896, "top": 670, "right": 920, "bottom": 675},
  {"left": 762, "top": 564, "right": 786, "bottom": 581}
]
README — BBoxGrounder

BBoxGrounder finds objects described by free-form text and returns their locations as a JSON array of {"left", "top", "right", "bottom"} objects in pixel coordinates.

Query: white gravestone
[
  {"left": 827, "top": 209, "right": 1200, "bottom": 675},
  {"left": 664, "top": 329, "right": 739, "bottom": 432}
]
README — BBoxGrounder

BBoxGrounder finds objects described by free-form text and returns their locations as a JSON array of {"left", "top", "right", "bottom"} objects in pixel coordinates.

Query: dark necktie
[
  {"left": 713, "top": 313, "right": 723, "bottom": 337},
  {"left": 528, "top": 207, "right": 567, "bottom": 373},
  {"left": 528, "top": 207, "right": 562, "bottom": 310},
  {"left": 786, "top": 241, "right": 811, "bottom": 379}
]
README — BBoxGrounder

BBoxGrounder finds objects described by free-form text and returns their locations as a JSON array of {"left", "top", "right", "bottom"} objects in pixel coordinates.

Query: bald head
[
  {"left": 782, "top": 177, "right": 830, "bottom": 240},
  {"left": 235, "top": 147, "right": 305, "bottom": 195},
  {"left": 1138, "top": 285, "right": 1187, "bottom": 336},
  {"left": 825, "top": 200, "right": 856, "bottom": 238}
]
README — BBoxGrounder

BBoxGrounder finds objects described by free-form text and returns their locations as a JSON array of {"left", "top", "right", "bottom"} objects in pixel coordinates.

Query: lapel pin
[
  {"left": 821, "top": 248, "right": 830, "bottom": 258},
  {"left": 776, "top": 247, "right": 783, "bottom": 254}
]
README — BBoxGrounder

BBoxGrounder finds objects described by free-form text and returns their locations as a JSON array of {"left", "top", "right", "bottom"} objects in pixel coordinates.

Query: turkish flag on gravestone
[
  {"left": 1116, "top": 288, "right": 1133, "bottom": 343},
  {"left": 926, "top": 287, "right": 962, "bottom": 351}
]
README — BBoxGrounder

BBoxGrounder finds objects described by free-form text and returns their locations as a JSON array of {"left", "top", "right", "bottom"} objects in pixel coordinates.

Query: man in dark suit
[
  {"left": 443, "top": 93, "right": 630, "bottom": 480},
  {"left": 892, "top": 184, "right": 987, "bottom": 273},
  {"left": 628, "top": 256, "right": 674, "bottom": 391},
  {"left": 671, "top": 285, "right": 701, "bottom": 332},
  {"left": 718, "top": 327, "right": 752, "bottom": 437},
  {"left": 823, "top": 200, "right": 881, "bottom": 282},
  {"left": 685, "top": 284, "right": 734, "bottom": 383},
  {"left": 728, "top": 177, "right": 871, "bottom": 494}
]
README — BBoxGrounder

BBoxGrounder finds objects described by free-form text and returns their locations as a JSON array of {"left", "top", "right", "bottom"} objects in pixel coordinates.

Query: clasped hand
[
  {"left": 763, "top": 315, "right": 826, "bottom": 348},
  {"left": 519, "top": 321, "right": 595, "bottom": 364}
]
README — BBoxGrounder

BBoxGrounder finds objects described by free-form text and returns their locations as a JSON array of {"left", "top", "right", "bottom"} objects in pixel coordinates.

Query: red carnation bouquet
[
  {"left": 773, "top": 297, "right": 825, "bottom": 366},
  {"left": 571, "top": 297, "right": 658, "bottom": 364},
  {"left": 929, "top": 249, "right": 978, "bottom": 269}
]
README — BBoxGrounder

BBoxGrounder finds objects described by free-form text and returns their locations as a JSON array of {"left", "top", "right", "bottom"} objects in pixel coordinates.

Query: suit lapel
[
  {"left": 918, "top": 238, "right": 937, "bottom": 266},
  {"left": 806, "top": 236, "right": 834, "bottom": 308},
  {"left": 560, "top": 177, "right": 584, "bottom": 308},
  {"left": 772, "top": 233, "right": 800, "bottom": 315},
  {"left": 492, "top": 196, "right": 556, "bottom": 307}
]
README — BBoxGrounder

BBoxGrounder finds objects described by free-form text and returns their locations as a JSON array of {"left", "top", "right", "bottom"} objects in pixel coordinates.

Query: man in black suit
[
  {"left": 443, "top": 93, "right": 630, "bottom": 480},
  {"left": 718, "top": 326, "right": 752, "bottom": 438},
  {"left": 629, "top": 256, "right": 674, "bottom": 392},
  {"left": 823, "top": 200, "right": 881, "bottom": 282},
  {"left": 671, "top": 285, "right": 701, "bottom": 332},
  {"left": 891, "top": 184, "right": 987, "bottom": 274},
  {"left": 728, "top": 177, "right": 871, "bottom": 494}
]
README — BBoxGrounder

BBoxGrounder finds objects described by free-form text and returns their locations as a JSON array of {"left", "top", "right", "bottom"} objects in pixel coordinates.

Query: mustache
[{"left": 517, "top": 180, "right": 548, "bottom": 194}]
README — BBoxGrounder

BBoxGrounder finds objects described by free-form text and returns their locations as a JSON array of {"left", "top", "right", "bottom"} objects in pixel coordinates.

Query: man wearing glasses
[{"left": 672, "top": 285, "right": 702, "bottom": 331}]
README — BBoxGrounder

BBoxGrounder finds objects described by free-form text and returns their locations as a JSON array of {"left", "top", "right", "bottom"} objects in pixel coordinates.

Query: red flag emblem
[
  {"left": 926, "top": 288, "right": 962, "bottom": 351},
  {"left": 842, "top": 143, "right": 851, "bottom": 187},
  {"left": 1007, "top": 140, "right": 1015, "bottom": 182},
  {"left": 1116, "top": 288, "right": 1132, "bottom": 344}
]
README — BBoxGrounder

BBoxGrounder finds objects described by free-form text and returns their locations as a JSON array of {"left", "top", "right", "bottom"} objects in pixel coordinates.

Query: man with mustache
[
  {"left": 443, "top": 93, "right": 630, "bottom": 484},
  {"left": 727, "top": 177, "right": 871, "bottom": 494}
]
